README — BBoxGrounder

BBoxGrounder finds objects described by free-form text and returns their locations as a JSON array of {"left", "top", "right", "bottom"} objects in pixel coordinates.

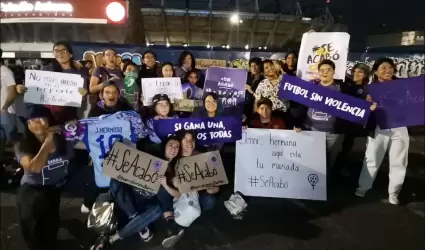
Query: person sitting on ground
[
  {"left": 154, "top": 135, "right": 185, "bottom": 248},
  {"left": 177, "top": 129, "right": 219, "bottom": 211}
]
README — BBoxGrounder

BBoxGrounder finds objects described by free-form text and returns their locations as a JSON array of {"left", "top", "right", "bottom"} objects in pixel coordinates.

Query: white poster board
[
  {"left": 141, "top": 77, "right": 183, "bottom": 106},
  {"left": 235, "top": 129, "right": 327, "bottom": 201},
  {"left": 296, "top": 32, "right": 350, "bottom": 81},
  {"left": 24, "top": 70, "right": 84, "bottom": 107}
]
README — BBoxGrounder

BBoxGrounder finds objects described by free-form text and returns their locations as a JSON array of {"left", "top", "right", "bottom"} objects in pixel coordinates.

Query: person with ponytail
[{"left": 355, "top": 58, "right": 409, "bottom": 205}]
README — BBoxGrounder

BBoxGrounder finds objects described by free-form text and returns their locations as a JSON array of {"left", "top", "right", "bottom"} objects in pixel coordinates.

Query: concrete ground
[{"left": 1, "top": 132, "right": 424, "bottom": 250}]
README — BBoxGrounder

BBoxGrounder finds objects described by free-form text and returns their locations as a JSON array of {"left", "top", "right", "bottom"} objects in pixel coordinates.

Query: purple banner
[
  {"left": 203, "top": 67, "right": 247, "bottom": 115},
  {"left": 154, "top": 117, "right": 242, "bottom": 144},
  {"left": 278, "top": 75, "right": 372, "bottom": 125},
  {"left": 367, "top": 76, "right": 425, "bottom": 129}
]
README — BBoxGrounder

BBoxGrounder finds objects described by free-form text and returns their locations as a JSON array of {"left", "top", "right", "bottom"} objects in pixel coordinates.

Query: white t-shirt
[{"left": 0, "top": 65, "right": 16, "bottom": 113}]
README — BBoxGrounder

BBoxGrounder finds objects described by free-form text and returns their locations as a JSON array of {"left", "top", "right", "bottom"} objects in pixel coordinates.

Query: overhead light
[
  {"left": 106, "top": 2, "right": 126, "bottom": 22},
  {"left": 183, "top": 43, "right": 188, "bottom": 47},
  {"left": 230, "top": 13, "right": 240, "bottom": 24},
  {"left": 207, "top": 44, "right": 211, "bottom": 48},
  {"left": 166, "top": 42, "right": 170, "bottom": 47},
  {"left": 226, "top": 44, "right": 230, "bottom": 49},
  {"left": 258, "top": 46, "right": 262, "bottom": 50},
  {"left": 239, "top": 19, "right": 243, "bottom": 23},
  {"left": 221, "top": 44, "right": 226, "bottom": 48},
  {"left": 146, "top": 42, "right": 150, "bottom": 46},
  {"left": 244, "top": 44, "right": 249, "bottom": 50},
  {"left": 264, "top": 46, "right": 267, "bottom": 50}
]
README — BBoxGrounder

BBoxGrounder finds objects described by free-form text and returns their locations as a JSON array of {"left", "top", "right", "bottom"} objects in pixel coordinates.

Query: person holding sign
[
  {"left": 43, "top": 41, "right": 85, "bottom": 125},
  {"left": 155, "top": 135, "right": 185, "bottom": 248},
  {"left": 296, "top": 60, "right": 376, "bottom": 170},
  {"left": 80, "top": 82, "right": 138, "bottom": 214},
  {"left": 177, "top": 129, "right": 219, "bottom": 211},
  {"left": 14, "top": 105, "right": 81, "bottom": 250},
  {"left": 141, "top": 94, "right": 179, "bottom": 155},
  {"left": 356, "top": 58, "right": 409, "bottom": 205}
]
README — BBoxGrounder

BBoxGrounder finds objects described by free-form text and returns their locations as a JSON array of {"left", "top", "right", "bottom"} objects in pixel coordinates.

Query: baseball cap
[{"left": 151, "top": 94, "right": 170, "bottom": 106}]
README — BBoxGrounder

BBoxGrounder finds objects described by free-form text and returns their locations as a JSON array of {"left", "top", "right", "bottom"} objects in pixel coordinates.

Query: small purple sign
[
  {"left": 278, "top": 75, "right": 372, "bottom": 125},
  {"left": 367, "top": 76, "right": 425, "bottom": 129},
  {"left": 203, "top": 67, "right": 247, "bottom": 115}
]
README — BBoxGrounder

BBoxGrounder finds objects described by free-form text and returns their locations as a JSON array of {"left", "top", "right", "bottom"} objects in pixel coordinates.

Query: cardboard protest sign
[
  {"left": 173, "top": 99, "right": 203, "bottom": 112},
  {"left": 102, "top": 142, "right": 168, "bottom": 193},
  {"left": 175, "top": 151, "right": 228, "bottom": 193},
  {"left": 278, "top": 74, "right": 372, "bottom": 125},
  {"left": 24, "top": 70, "right": 85, "bottom": 107},
  {"left": 367, "top": 76, "right": 424, "bottom": 129}
]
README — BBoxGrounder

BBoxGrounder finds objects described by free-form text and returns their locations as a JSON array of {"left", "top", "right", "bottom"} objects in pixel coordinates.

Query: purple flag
[
  {"left": 367, "top": 76, "right": 425, "bottom": 129},
  {"left": 203, "top": 67, "right": 247, "bottom": 115},
  {"left": 278, "top": 75, "right": 372, "bottom": 125},
  {"left": 154, "top": 117, "right": 242, "bottom": 144}
]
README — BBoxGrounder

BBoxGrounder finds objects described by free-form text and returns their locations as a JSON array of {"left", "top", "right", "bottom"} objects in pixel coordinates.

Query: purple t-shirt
[
  {"left": 15, "top": 137, "right": 74, "bottom": 186},
  {"left": 92, "top": 67, "right": 124, "bottom": 90}
]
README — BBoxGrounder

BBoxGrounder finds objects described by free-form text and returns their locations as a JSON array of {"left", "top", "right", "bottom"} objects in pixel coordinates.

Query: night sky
[{"left": 325, "top": 0, "right": 424, "bottom": 46}]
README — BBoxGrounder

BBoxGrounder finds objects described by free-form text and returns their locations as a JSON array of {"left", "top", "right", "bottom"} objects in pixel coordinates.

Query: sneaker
[
  {"left": 90, "top": 235, "right": 111, "bottom": 250},
  {"left": 354, "top": 188, "right": 367, "bottom": 197},
  {"left": 162, "top": 228, "right": 184, "bottom": 248},
  {"left": 139, "top": 227, "right": 153, "bottom": 242},
  {"left": 81, "top": 204, "right": 90, "bottom": 214},
  {"left": 162, "top": 220, "right": 184, "bottom": 248},
  {"left": 388, "top": 194, "right": 400, "bottom": 205}
]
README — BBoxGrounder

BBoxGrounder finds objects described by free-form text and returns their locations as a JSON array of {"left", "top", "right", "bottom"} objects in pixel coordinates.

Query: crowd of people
[{"left": 0, "top": 39, "right": 416, "bottom": 250}]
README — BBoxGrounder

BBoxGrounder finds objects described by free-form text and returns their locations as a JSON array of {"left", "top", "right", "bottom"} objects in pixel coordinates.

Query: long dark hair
[
  {"left": 51, "top": 41, "right": 76, "bottom": 72},
  {"left": 183, "top": 69, "right": 199, "bottom": 84},
  {"left": 176, "top": 129, "right": 197, "bottom": 157},
  {"left": 159, "top": 135, "right": 180, "bottom": 179},
  {"left": 200, "top": 92, "right": 223, "bottom": 117},
  {"left": 177, "top": 51, "right": 196, "bottom": 68},
  {"left": 371, "top": 57, "right": 398, "bottom": 83},
  {"left": 351, "top": 63, "right": 371, "bottom": 85},
  {"left": 18, "top": 124, "right": 67, "bottom": 157}
]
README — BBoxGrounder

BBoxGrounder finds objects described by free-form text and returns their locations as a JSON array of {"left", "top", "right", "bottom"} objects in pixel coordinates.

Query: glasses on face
[
  {"left": 27, "top": 118, "right": 47, "bottom": 124},
  {"left": 53, "top": 49, "right": 68, "bottom": 55}
]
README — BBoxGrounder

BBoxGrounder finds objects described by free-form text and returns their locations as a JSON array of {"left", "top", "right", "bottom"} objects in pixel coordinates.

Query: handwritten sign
[
  {"left": 195, "top": 59, "right": 227, "bottom": 69},
  {"left": 173, "top": 99, "right": 203, "bottom": 112},
  {"left": 102, "top": 142, "right": 168, "bottom": 193},
  {"left": 24, "top": 70, "right": 84, "bottom": 107},
  {"left": 154, "top": 117, "right": 242, "bottom": 144},
  {"left": 235, "top": 129, "right": 327, "bottom": 200},
  {"left": 367, "top": 76, "right": 425, "bottom": 129},
  {"left": 297, "top": 32, "right": 350, "bottom": 81},
  {"left": 141, "top": 77, "right": 183, "bottom": 106},
  {"left": 278, "top": 74, "right": 372, "bottom": 125},
  {"left": 175, "top": 151, "right": 228, "bottom": 193}
]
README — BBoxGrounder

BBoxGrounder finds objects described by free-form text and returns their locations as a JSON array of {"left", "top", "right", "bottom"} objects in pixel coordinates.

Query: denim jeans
[
  {"left": 198, "top": 191, "right": 216, "bottom": 211},
  {"left": 109, "top": 180, "right": 161, "bottom": 239},
  {"left": 0, "top": 112, "right": 16, "bottom": 142},
  {"left": 157, "top": 185, "right": 174, "bottom": 213}
]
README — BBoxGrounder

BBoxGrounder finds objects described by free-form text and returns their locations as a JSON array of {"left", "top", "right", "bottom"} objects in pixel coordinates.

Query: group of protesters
[{"left": 0, "top": 39, "right": 415, "bottom": 250}]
